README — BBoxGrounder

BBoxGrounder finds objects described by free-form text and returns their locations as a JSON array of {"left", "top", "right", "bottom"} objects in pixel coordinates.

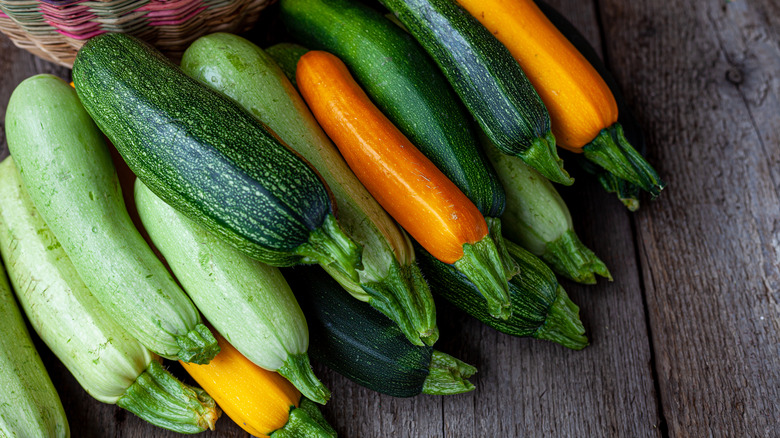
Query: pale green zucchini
[
  {"left": 134, "top": 179, "right": 329, "bottom": 404},
  {"left": 482, "top": 136, "right": 611, "bottom": 284},
  {"left": 0, "top": 254, "right": 69, "bottom": 438},
  {"left": 0, "top": 157, "right": 220, "bottom": 433},
  {"left": 4, "top": 74, "right": 217, "bottom": 363},
  {"left": 180, "top": 33, "right": 438, "bottom": 347}
]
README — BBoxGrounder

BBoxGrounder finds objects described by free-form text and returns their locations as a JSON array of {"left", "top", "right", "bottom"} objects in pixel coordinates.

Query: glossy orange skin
[
  {"left": 457, "top": 0, "right": 618, "bottom": 151},
  {"left": 297, "top": 50, "right": 488, "bottom": 265},
  {"left": 180, "top": 334, "right": 300, "bottom": 438}
]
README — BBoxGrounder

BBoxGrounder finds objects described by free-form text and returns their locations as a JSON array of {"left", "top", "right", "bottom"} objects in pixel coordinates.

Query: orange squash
[{"left": 296, "top": 50, "right": 512, "bottom": 319}]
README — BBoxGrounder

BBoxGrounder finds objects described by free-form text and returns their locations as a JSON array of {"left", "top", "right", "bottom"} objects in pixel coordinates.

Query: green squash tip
[
  {"left": 278, "top": 353, "right": 331, "bottom": 405},
  {"left": 453, "top": 235, "right": 513, "bottom": 320},
  {"left": 174, "top": 323, "right": 220, "bottom": 364},
  {"left": 299, "top": 214, "right": 363, "bottom": 283},
  {"left": 422, "top": 351, "right": 477, "bottom": 395},
  {"left": 519, "top": 131, "right": 574, "bottom": 186},
  {"left": 583, "top": 124, "right": 665, "bottom": 198},
  {"left": 534, "top": 286, "right": 588, "bottom": 350}
]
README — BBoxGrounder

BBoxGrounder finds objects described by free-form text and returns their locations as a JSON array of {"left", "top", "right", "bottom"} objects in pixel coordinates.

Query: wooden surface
[{"left": 1, "top": 0, "right": 777, "bottom": 436}]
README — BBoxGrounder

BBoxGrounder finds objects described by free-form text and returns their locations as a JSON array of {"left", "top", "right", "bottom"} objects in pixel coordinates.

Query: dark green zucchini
[
  {"left": 417, "top": 240, "right": 588, "bottom": 350},
  {"left": 535, "top": 0, "right": 648, "bottom": 209},
  {"left": 377, "top": 0, "right": 572, "bottom": 186},
  {"left": 72, "top": 33, "right": 361, "bottom": 280},
  {"left": 283, "top": 265, "right": 476, "bottom": 397}
]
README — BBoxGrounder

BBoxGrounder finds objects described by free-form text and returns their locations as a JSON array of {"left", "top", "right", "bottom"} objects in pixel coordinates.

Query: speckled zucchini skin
[
  {"left": 417, "top": 240, "right": 588, "bottom": 350},
  {"left": 280, "top": 0, "right": 505, "bottom": 218},
  {"left": 377, "top": 0, "right": 570, "bottom": 185},
  {"left": 284, "top": 265, "right": 432, "bottom": 398},
  {"left": 72, "top": 33, "right": 332, "bottom": 266}
]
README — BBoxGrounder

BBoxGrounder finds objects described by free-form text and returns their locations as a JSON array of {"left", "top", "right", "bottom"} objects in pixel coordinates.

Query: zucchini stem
[
  {"left": 485, "top": 216, "right": 520, "bottom": 280},
  {"left": 298, "top": 214, "right": 363, "bottom": 283},
  {"left": 271, "top": 398, "right": 337, "bottom": 438},
  {"left": 116, "top": 360, "right": 220, "bottom": 433},
  {"left": 574, "top": 153, "right": 641, "bottom": 211},
  {"left": 518, "top": 131, "right": 573, "bottom": 186},
  {"left": 542, "top": 230, "right": 612, "bottom": 284},
  {"left": 583, "top": 124, "right": 665, "bottom": 198},
  {"left": 361, "top": 261, "right": 439, "bottom": 347},
  {"left": 454, "top": 235, "right": 512, "bottom": 320},
  {"left": 421, "top": 351, "right": 477, "bottom": 395},
  {"left": 174, "top": 323, "right": 220, "bottom": 364},
  {"left": 534, "top": 286, "right": 589, "bottom": 350},
  {"left": 277, "top": 353, "right": 331, "bottom": 405}
]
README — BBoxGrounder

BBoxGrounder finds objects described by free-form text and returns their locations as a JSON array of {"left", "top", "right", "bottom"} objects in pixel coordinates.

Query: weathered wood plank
[{"left": 599, "top": 0, "right": 780, "bottom": 436}]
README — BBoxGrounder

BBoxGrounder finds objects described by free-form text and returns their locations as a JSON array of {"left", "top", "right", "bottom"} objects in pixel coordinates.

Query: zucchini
[
  {"left": 377, "top": 0, "right": 573, "bottom": 185},
  {"left": 0, "top": 255, "right": 69, "bottom": 438},
  {"left": 4, "top": 74, "right": 217, "bottom": 363},
  {"left": 134, "top": 179, "right": 330, "bottom": 404},
  {"left": 534, "top": 0, "right": 647, "bottom": 210},
  {"left": 279, "top": 0, "right": 517, "bottom": 279},
  {"left": 180, "top": 33, "right": 438, "bottom": 347},
  {"left": 265, "top": 42, "right": 310, "bottom": 88},
  {"left": 482, "top": 135, "right": 611, "bottom": 284},
  {"left": 0, "top": 157, "right": 220, "bottom": 433},
  {"left": 71, "top": 32, "right": 362, "bottom": 282},
  {"left": 284, "top": 265, "right": 476, "bottom": 397},
  {"left": 417, "top": 240, "right": 588, "bottom": 350}
]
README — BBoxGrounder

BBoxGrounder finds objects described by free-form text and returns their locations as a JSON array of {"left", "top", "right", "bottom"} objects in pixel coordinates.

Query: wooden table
[{"left": 1, "top": 1, "right": 778, "bottom": 436}]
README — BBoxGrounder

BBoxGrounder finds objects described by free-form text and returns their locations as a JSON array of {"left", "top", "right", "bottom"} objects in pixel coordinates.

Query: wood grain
[{"left": 599, "top": 0, "right": 780, "bottom": 436}]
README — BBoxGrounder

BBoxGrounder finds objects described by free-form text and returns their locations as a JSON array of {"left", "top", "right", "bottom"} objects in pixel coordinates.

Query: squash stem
[
  {"left": 485, "top": 216, "right": 520, "bottom": 280},
  {"left": 596, "top": 171, "right": 641, "bottom": 211},
  {"left": 277, "top": 353, "right": 331, "bottom": 405},
  {"left": 518, "top": 131, "right": 573, "bottom": 186},
  {"left": 421, "top": 351, "right": 477, "bottom": 395},
  {"left": 299, "top": 214, "right": 363, "bottom": 283},
  {"left": 583, "top": 124, "right": 665, "bottom": 198},
  {"left": 271, "top": 398, "right": 337, "bottom": 438},
  {"left": 361, "top": 260, "right": 439, "bottom": 347},
  {"left": 116, "top": 360, "right": 220, "bottom": 433},
  {"left": 574, "top": 153, "right": 641, "bottom": 211},
  {"left": 534, "top": 286, "right": 589, "bottom": 350},
  {"left": 174, "top": 323, "right": 220, "bottom": 364},
  {"left": 453, "top": 235, "right": 512, "bottom": 320},
  {"left": 542, "top": 230, "right": 612, "bottom": 284}
]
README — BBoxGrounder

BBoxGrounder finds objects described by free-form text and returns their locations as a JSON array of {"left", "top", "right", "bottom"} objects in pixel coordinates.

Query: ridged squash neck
[{"left": 116, "top": 360, "right": 220, "bottom": 433}]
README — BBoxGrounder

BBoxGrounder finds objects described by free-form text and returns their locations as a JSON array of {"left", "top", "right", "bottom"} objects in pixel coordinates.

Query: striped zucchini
[
  {"left": 72, "top": 32, "right": 362, "bottom": 281},
  {"left": 181, "top": 33, "right": 437, "bottom": 347},
  {"left": 0, "top": 252, "right": 69, "bottom": 438},
  {"left": 134, "top": 179, "right": 329, "bottom": 404},
  {"left": 285, "top": 265, "right": 476, "bottom": 397},
  {"left": 4, "top": 74, "right": 217, "bottom": 363},
  {"left": 377, "top": 0, "right": 572, "bottom": 185},
  {"left": 0, "top": 157, "right": 220, "bottom": 433},
  {"left": 482, "top": 135, "right": 611, "bottom": 284},
  {"left": 418, "top": 240, "right": 588, "bottom": 350},
  {"left": 279, "top": 0, "right": 517, "bottom": 279}
]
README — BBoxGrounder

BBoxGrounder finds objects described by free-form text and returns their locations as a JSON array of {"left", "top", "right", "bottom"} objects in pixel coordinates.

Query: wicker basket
[{"left": 0, "top": 0, "right": 274, "bottom": 68}]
